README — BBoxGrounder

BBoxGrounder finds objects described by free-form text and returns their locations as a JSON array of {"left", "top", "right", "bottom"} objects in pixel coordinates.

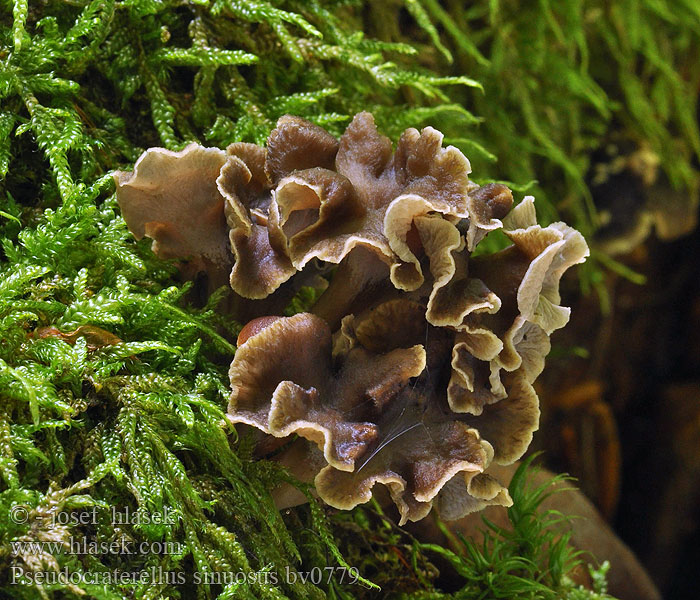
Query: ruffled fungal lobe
[
  {"left": 445, "top": 196, "right": 589, "bottom": 415},
  {"left": 315, "top": 410, "right": 494, "bottom": 525},
  {"left": 268, "top": 112, "right": 476, "bottom": 295},
  {"left": 265, "top": 115, "right": 339, "bottom": 184},
  {"left": 409, "top": 192, "right": 588, "bottom": 418},
  {"left": 216, "top": 143, "right": 297, "bottom": 299},
  {"left": 114, "top": 143, "right": 231, "bottom": 284}
]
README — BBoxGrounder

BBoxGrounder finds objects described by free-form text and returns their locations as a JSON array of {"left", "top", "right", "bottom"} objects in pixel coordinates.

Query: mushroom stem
[
  {"left": 311, "top": 247, "right": 390, "bottom": 329},
  {"left": 270, "top": 439, "right": 325, "bottom": 509}
]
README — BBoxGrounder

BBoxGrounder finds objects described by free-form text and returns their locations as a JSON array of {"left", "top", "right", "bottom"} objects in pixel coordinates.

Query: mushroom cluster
[{"left": 115, "top": 113, "right": 589, "bottom": 525}]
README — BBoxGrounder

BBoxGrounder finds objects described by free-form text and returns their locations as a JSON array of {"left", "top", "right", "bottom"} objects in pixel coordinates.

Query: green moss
[{"left": 400, "top": 456, "right": 615, "bottom": 599}]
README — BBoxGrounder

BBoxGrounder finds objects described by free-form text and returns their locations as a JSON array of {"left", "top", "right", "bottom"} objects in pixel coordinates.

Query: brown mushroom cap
[
  {"left": 114, "top": 143, "right": 230, "bottom": 284},
  {"left": 315, "top": 413, "right": 493, "bottom": 525},
  {"left": 231, "top": 112, "right": 500, "bottom": 309},
  {"left": 465, "top": 183, "right": 514, "bottom": 250},
  {"left": 227, "top": 311, "right": 427, "bottom": 471},
  {"left": 435, "top": 471, "right": 512, "bottom": 521}
]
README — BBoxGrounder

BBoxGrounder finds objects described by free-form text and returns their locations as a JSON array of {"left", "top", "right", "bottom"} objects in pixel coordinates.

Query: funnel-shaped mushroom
[
  {"left": 228, "top": 299, "right": 538, "bottom": 524},
  {"left": 115, "top": 113, "right": 589, "bottom": 525}
]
